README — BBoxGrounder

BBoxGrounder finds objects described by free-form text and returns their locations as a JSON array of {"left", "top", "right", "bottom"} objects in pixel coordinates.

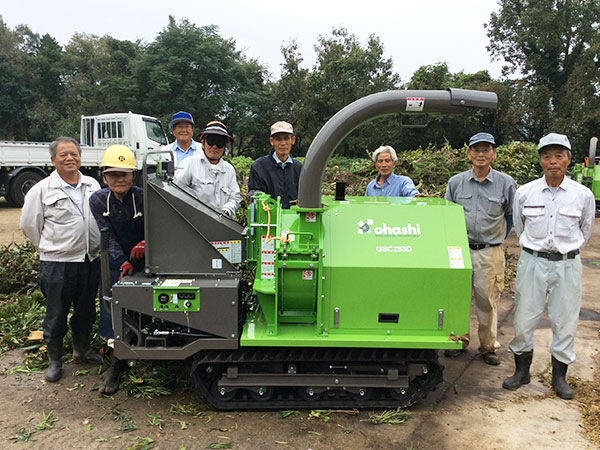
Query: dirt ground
[
  {"left": 1, "top": 198, "right": 599, "bottom": 450},
  {"left": 0, "top": 199, "right": 25, "bottom": 244}
]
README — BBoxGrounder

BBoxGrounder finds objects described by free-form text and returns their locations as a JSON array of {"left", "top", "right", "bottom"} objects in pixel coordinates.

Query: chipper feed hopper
[{"left": 105, "top": 88, "right": 498, "bottom": 409}]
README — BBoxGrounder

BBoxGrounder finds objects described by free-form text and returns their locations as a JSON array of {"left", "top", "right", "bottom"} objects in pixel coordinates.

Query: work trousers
[
  {"left": 508, "top": 250, "right": 582, "bottom": 365},
  {"left": 462, "top": 245, "right": 504, "bottom": 353},
  {"left": 40, "top": 258, "right": 101, "bottom": 343},
  {"left": 98, "top": 261, "right": 120, "bottom": 339}
]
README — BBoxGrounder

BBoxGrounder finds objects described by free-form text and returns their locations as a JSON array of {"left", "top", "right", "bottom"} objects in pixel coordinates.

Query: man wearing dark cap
[
  {"left": 248, "top": 121, "right": 302, "bottom": 209},
  {"left": 503, "top": 133, "right": 595, "bottom": 399},
  {"left": 444, "top": 132, "right": 516, "bottom": 365},
  {"left": 174, "top": 121, "right": 240, "bottom": 218},
  {"left": 163, "top": 111, "right": 198, "bottom": 170}
]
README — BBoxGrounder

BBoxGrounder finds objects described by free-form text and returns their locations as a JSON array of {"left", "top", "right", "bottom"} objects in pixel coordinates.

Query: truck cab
[
  {"left": 80, "top": 112, "right": 168, "bottom": 162},
  {"left": 0, "top": 112, "right": 169, "bottom": 207}
]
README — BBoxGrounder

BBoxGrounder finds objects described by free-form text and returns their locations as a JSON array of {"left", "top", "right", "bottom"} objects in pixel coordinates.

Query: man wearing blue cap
[
  {"left": 163, "top": 111, "right": 198, "bottom": 170},
  {"left": 444, "top": 132, "right": 516, "bottom": 365},
  {"left": 503, "top": 133, "right": 595, "bottom": 399}
]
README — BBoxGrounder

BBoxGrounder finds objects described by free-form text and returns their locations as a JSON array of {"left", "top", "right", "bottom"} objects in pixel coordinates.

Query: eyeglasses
[
  {"left": 104, "top": 171, "right": 133, "bottom": 179},
  {"left": 205, "top": 135, "right": 227, "bottom": 148},
  {"left": 469, "top": 147, "right": 494, "bottom": 154}
]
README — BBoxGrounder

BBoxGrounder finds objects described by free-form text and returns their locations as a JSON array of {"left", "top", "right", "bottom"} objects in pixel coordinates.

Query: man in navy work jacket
[
  {"left": 365, "top": 145, "right": 419, "bottom": 197},
  {"left": 248, "top": 121, "right": 302, "bottom": 208},
  {"left": 503, "top": 133, "right": 595, "bottom": 399},
  {"left": 90, "top": 144, "right": 145, "bottom": 395}
]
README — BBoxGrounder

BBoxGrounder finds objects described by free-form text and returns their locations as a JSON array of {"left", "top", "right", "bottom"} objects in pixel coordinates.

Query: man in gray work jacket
[
  {"left": 444, "top": 132, "right": 516, "bottom": 366},
  {"left": 20, "top": 137, "right": 102, "bottom": 382}
]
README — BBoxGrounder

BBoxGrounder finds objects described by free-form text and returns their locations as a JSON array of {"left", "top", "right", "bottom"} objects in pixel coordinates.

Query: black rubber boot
[
  {"left": 99, "top": 356, "right": 126, "bottom": 395},
  {"left": 502, "top": 351, "right": 533, "bottom": 390},
  {"left": 72, "top": 332, "right": 102, "bottom": 365},
  {"left": 45, "top": 341, "right": 63, "bottom": 382},
  {"left": 551, "top": 356, "right": 574, "bottom": 400}
]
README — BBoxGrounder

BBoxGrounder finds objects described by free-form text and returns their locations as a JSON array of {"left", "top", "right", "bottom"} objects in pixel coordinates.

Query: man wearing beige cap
[
  {"left": 503, "top": 133, "right": 595, "bottom": 399},
  {"left": 248, "top": 121, "right": 302, "bottom": 208}
]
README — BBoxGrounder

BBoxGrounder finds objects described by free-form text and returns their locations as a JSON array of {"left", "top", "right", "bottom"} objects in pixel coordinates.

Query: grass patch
[
  {"left": 368, "top": 408, "right": 410, "bottom": 425},
  {"left": 574, "top": 352, "right": 600, "bottom": 447},
  {"left": 0, "top": 241, "right": 39, "bottom": 294},
  {"left": 8, "top": 427, "right": 35, "bottom": 443},
  {"left": 120, "top": 360, "right": 192, "bottom": 399},
  {"left": 34, "top": 411, "right": 58, "bottom": 430},
  {"left": 168, "top": 402, "right": 205, "bottom": 417},
  {"left": 0, "top": 290, "right": 45, "bottom": 352}
]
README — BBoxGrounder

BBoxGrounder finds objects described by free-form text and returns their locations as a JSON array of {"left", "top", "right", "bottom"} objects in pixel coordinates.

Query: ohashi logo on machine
[{"left": 357, "top": 219, "right": 421, "bottom": 236}]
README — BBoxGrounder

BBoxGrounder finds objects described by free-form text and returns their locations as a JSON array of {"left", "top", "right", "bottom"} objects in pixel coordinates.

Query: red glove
[
  {"left": 119, "top": 261, "right": 134, "bottom": 279},
  {"left": 130, "top": 241, "right": 145, "bottom": 260}
]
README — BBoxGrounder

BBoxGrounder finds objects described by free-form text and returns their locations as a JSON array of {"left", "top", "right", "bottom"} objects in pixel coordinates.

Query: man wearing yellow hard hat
[{"left": 89, "top": 144, "right": 145, "bottom": 395}]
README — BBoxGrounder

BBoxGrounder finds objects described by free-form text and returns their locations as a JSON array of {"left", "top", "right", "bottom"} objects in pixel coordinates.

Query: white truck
[{"left": 0, "top": 112, "right": 169, "bottom": 207}]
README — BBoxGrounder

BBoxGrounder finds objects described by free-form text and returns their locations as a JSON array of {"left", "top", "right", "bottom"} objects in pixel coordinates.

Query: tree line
[{"left": 1, "top": 0, "right": 599, "bottom": 161}]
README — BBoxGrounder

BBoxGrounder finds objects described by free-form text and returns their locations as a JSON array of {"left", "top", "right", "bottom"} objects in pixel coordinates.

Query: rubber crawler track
[{"left": 191, "top": 347, "right": 443, "bottom": 410}]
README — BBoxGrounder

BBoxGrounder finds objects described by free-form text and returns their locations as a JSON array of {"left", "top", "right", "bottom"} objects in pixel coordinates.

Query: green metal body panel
[
  {"left": 152, "top": 286, "right": 201, "bottom": 312},
  {"left": 574, "top": 163, "right": 600, "bottom": 200},
  {"left": 243, "top": 194, "right": 471, "bottom": 349}
]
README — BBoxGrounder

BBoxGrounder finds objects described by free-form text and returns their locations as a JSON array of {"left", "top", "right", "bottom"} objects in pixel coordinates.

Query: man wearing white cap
[
  {"left": 444, "top": 132, "right": 516, "bottom": 366},
  {"left": 503, "top": 133, "right": 595, "bottom": 399},
  {"left": 248, "top": 121, "right": 302, "bottom": 209}
]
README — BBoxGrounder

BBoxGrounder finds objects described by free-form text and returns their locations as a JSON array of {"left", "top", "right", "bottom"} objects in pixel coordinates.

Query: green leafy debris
[
  {"left": 368, "top": 408, "right": 410, "bottom": 425},
  {"left": 279, "top": 410, "right": 300, "bottom": 419},
  {"left": 66, "top": 381, "right": 85, "bottom": 391},
  {"left": 34, "top": 411, "right": 58, "bottom": 431},
  {"left": 146, "top": 413, "right": 164, "bottom": 428},
  {"left": 309, "top": 410, "right": 331, "bottom": 422},
  {"left": 9, "top": 427, "right": 35, "bottom": 443},
  {"left": 126, "top": 437, "right": 155, "bottom": 450},
  {"left": 169, "top": 401, "right": 204, "bottom": 417}
]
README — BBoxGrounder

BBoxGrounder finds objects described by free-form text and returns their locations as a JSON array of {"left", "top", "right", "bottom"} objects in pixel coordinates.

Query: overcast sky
[{"left": 2, "top": 0, "right": 504, "bottom": 82}]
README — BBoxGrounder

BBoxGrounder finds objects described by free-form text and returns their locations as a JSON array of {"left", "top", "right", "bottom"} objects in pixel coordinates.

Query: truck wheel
[
  {"left": 9, "top": 172, "right": 44, "bottom": 207},
  {"left": 3, "top": 195, "right": 18, "bottom": 207}
]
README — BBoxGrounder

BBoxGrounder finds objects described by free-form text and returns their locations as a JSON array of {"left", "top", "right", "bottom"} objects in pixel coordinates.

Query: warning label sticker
[
  {"left": 305, "top": 212, "right": 316, "bottom": 222},
  {"left": 406, "top": 97, "right": 425, "bottom": 112},
  {"left": 261, "top": 236, "right": 275, "bottom": 279},
  {"left": 210, "top": 240, "right": 242, "bottom": 264},
  {"left": 302, "top": 270, "right": 313, "bottom": 281},
  {"left": 448, "top": 246, "right": 464, "bottom": 269}
]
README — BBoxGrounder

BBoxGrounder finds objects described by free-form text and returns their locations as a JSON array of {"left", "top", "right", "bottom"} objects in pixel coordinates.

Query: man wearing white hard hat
[
  {"left": 503, "top": 133, "right": 595, "bottom": 399},
  {"left": 248, "top": 121, "right": 302, "bottom": 209}
]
